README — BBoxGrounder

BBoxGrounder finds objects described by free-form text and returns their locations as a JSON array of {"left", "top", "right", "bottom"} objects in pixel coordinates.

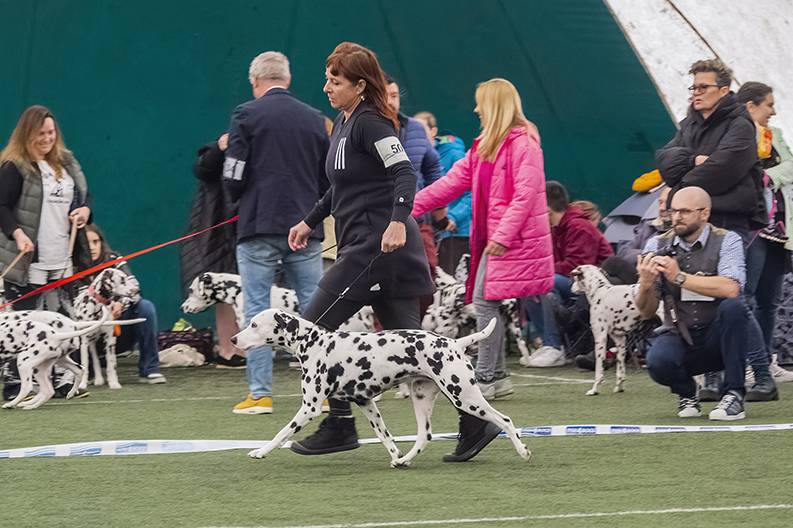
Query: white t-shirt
[{"left": 35, "top": 160, "right": 75, "bottom": 269}]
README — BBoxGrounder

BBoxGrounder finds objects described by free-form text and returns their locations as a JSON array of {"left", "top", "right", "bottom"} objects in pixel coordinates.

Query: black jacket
[
  {"left": 655, "top": 92, "right": 767, "bottom": 230},
  {"left": 179, "top": 141, "right": 238, "bottom": 294},
  {"left": 224, "top": 88, "right": 330, "bottom": 242}
]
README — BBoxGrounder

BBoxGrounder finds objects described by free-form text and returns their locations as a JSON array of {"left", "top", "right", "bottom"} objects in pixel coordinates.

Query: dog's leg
[
  {"left": 392, "top": 379, "right": 440, "bottom": 467},
  {"left": 57, "top": 355, "right": 86, "bottom": 399},
  {"left": 247, "top": 402, "right": 322, "bottom": 459},
  {"left": 612, "top": 334, "right": 627, "bottom": 393},
  {"left": 106, "top": 333, "right": 121, "bottom": 389},
  {"left": 18, "top": 357, "right": 58, "bottom": 410},
  {"left": 3, "top": 358, "right": 36, "bottom": 409},
  {"left": 90, "top": 339, "right": 105, "bottom": 386},
  {"left": 445, "top": 381, "right": 530, "bottom": 462},
  {"left": 586, "top": 326, "right": 608, "bottom": 396},
  {"left": 357, "top": 399, "right": 403, "bottom": 467},
  {"left": 78, "top": 338, "right": 90, "bottom": 390}
]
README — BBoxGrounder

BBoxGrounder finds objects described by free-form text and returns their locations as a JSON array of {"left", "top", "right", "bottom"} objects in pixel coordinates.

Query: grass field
[{"left": 2, "top": 356, "right": 792, "bottom": 528}]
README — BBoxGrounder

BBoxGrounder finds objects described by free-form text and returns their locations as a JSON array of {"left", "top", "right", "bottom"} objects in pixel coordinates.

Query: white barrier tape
[{"left": 2, "top": 422, "right": 791, "bottom": 459}]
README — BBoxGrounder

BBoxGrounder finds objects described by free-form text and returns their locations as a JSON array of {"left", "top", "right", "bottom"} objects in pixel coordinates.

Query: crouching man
[{"left": 635, "top": 186, "right": 750, "bottom": 420}]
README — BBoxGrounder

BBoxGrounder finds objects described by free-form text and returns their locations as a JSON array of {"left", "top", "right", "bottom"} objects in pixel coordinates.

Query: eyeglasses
[
  {"left": 668, "top": 207, "right": 706, "bottom": 217},
  {"left": 688, "top": 84, "right": 722, "bottom": 94}
]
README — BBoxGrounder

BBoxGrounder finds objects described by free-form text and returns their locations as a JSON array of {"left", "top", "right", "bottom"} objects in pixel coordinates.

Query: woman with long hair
[
  {"left": 413, "top": 78, "right": 554, "bottom": 413},
  {"left": 0, "top": 105, "right": 92, "bottom": 309}
]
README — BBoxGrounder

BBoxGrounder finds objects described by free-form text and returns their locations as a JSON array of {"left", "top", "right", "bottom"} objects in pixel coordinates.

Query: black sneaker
[
  {"left": 708, "top": 390, "right": 746, "bottom": 421},
  {"left": 677, "top": 395, "right": 701, "bottom": 418},
  {"left": 442, "top": 413, "right": 502, "bottom": 462},
  {"left": 574, "top": 350, "right": 614, "bottom": 372},
  {"left": 290, "top": 416, "right": 360, "bottom": 455},
  {"left": 746, "top": 373, "right": 779, "bottom": 402},
  {"left": 214, "top": 354, "right": 247, "bottom": 369},
  {"left": 698, "top": 371, "right": 723, "bottom": 402}
]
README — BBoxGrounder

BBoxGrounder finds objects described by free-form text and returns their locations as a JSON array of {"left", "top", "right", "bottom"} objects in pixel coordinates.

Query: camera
[{"left": 653, "top": 245, "right": 678, "bottom": 258}]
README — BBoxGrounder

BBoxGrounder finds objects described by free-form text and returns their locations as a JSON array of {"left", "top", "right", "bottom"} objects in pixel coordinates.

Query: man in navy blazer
[{"left": 224, "top": 51, "right": 330, "bottom": 415}]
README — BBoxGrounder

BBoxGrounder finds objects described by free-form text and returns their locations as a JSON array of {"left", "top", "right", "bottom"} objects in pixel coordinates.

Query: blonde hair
[
  {"left": 474, "top": 78, "right": 535, "bottom": 161},
  {"left": 0, "top": 105, "right": 67, "bottom": 179}
]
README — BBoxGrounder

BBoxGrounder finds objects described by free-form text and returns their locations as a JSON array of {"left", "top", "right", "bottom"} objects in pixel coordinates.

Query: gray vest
[
  {"left": 0, "top": 151, "right": 88, "bottom": 286},
  {"left": 658, "top": 224, "right": 726, "bottom": 330}
]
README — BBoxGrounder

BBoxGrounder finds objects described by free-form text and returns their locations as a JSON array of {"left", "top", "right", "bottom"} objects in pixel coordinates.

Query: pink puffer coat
[{"left": 413, "top": 126, "right": 554, "bottom": 302}]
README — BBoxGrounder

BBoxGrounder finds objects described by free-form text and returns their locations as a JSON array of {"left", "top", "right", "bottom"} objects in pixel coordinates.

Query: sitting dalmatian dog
[
  {"left": 73, "top": 268, "right": 141, "bottom": 389},
  {"left": 181, "top": 272, "right": 375, "bottom": 332},
  {"left": 570, "top": 265, "right": 662, "bottom": 396},
  {"left": 232, "top": 309, "right": 530, "bottom": 468},
  {"left": 1, "top": 308, "right": 110, "bottom": 410}
]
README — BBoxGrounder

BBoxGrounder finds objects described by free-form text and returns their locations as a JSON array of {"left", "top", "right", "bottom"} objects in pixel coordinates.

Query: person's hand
[
  {"left": 288, "top": 221, "right": 312, "bottom": 251},
  {"left": 636, "top": 253, "right": 659, "bottom": 289},
  {"left": 652, "top": 255, "right": 681, "bottom": 282},
  {"left": 381, "top": 221, "right": 406, "bottom": 253},
  {"left": 110, "top": 301, "right": 124, "bottom": 319},
  {"left": 484, "top": 240, "right": 506, "bottom": 256},
  {"left": 218, "top": 133, "right": 229, "bottom": 152},
  {"left": 445, "top": 218, "right": 457, "bottom": 232},
  {"left": 12, "top": 228, "right": 34, "bottom": 253},
  {"left": 69, "top": 206, "right": 90, "bottom": 228},
  {"left": 694, "top": 155, "right": 709, "bottom": 166}
]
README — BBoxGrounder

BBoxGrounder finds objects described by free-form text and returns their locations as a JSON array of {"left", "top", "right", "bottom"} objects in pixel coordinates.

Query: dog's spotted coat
[{"left": 233, "top": 309, "right": 531, "bottom": 467}]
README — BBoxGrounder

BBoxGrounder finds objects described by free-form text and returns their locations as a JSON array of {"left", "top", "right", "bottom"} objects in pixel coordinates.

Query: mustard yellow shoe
[
  {"left": 232, "top": 394, "right": 273, "bottom": 415},
  {"left": 321, "top": 400, "right": 330, "bottom": 413}
]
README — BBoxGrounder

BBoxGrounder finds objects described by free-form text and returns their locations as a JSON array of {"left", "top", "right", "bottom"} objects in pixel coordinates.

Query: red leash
[{"left": 0, "top": 216, "right": 238, "bottom": 310}]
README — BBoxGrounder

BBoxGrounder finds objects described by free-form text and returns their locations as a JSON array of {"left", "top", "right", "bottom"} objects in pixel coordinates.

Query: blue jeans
[
  {"left": 117, "top": 299, "right": 161, "bottom": 377},
  {"left": 472, "top": 256, "right": 506, "bottom": 382},
  {"left": 237, "top": 235, "right": 322, "bottom": 398},
  {"left": 525, "top": 274, "right": 573, "bottom": 348},
  {"left": 745, "top": 236, "right": 786, "bottom": 364},
  {"left": 645, "top": 297, "right": 749, "bottom": 398}
]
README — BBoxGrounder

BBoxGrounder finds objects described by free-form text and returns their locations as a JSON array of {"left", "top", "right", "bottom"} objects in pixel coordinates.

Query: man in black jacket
[
  {"left": 655, "top": 59, "right": 776, "bottom": 401},
  {"left": 223, "top": 51, "right": 330, "bottom": 415}
]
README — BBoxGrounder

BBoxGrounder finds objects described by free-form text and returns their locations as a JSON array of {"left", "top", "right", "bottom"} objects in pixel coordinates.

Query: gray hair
[{"left": 248, "top": 51, "right": 291, "bottom": 83}]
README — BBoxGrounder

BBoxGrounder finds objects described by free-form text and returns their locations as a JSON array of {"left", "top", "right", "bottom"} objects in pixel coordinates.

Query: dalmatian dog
[
  {"left": 181, "top": 272, "right": 375, "bottom": 332},
  {"left": 1, "top": 307, "right": 110, "bottom": 410},
  {"left": 73, "top": 268, "right": 141, "bottom": 389},
  {"left": 232, "top": 309, "right": 529, "bottom": 467},
  {"left": 570, "top": 265, "right": 662, "bottom": 396}
]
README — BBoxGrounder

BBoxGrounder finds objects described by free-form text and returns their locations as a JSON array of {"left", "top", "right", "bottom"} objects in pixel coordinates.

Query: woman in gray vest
[{"left": 0, "top": 105, "right": 92, "bottom": 310}]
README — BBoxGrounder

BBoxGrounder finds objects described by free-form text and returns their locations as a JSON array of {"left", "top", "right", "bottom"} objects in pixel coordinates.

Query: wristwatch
[{"left": 673, "top": 272, "right": 687, "bottom": 286}]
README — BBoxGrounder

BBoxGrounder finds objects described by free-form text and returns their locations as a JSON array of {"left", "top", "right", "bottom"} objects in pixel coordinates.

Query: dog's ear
[
  {"left": 273, "top": 311, "right": 300, "bottom": 334},
  {"left": 570, "top": 267, "right": 584, "bottom": 280}
]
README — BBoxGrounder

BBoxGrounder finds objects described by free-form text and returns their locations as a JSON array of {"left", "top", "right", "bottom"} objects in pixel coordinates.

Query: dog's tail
[
  {"left": 455, "top": 318, "right": 497, "bottom": 349},
  {"left": 72, "top": 317, "right": 147, "bottom": 329},
  {"left": 52, "top": 305, "right": 110, "bottom": 341}
]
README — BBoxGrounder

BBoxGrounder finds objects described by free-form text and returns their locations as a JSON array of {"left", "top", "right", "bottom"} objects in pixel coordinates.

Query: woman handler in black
[{"left": 287, "top": 42, "right": 500, "bottom": 462}]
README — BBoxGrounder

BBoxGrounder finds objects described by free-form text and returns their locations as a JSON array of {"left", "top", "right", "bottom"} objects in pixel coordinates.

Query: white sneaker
[
  {"left": 771, "top": 356, "right": 793, "bottom": 383},
  {"left": 139, "top": 373, "right": 167, "bottom": 384},
  {"left": 478, "top": 380, "right": 496, "bottom": 401},
  {"left": 524, "top": 346, "right": 565, "bottom": 368}
]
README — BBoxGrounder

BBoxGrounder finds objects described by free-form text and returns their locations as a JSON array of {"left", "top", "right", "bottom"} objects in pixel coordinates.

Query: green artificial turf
[{"left": 2, "top": 357, "right": 792, "bottom": 528}]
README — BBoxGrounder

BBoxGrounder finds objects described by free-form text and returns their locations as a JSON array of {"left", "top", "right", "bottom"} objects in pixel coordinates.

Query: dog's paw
[
  {"left": 613, "top": 385, "right": 624, "bottom": 393},
  {"left": 585, "top": 389, "right": 599, "bottom": 396},
  {"left": 520, "top": 446, "right": 532, "bottom": 462},
  {"left": 94, "top": 378, "right": 105, "bottom": 387},
  {"left": 2, "top": 402, "right": 17, "bottom": 409},
  {"left": 248, "top": 448, "right": 267, "bottom": 459},
  {"left": 390, "top": 459, "right": 411, "bottom": 469},
  {"left": 108, "top": 382, "right": 122, "bottom": 390}
]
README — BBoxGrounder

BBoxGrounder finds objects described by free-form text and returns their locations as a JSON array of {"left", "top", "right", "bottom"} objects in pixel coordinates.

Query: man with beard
[{"left": 636, "top": 187, "right": 750, "bottom": 421}]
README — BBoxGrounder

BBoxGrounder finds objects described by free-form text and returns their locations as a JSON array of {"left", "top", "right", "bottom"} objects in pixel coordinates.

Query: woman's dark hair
[
  {"left": 736, "top": 81, "right": 773, "bottom": 106},
  {"left": 546, "top": 180, "right": 570, "bottom": 213},
  {"left": 84, "top": 224, "right": 114, "bottom": 263},
  {"left": 326, "top": 42, "right": 399, "bottom": 131}
]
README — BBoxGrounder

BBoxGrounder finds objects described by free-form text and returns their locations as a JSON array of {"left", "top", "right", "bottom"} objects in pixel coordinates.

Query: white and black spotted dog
[
  {"left": 181, "top": 272, "right": 375, "bottom": 332},
  {"left": 570, "top": 265, "right": 661, "bottom": 396},
  {"left": 422, "top": 265, "right": 530, "bottom": 362},
  {"left": 232, "top": 309, "right": 530, "bottom": 468},
  {"left": 73, "top": 268, "right": 141, "bottom": 389},
  {"left": 1, "top": 308, "right": 110, "bottom": 410}
]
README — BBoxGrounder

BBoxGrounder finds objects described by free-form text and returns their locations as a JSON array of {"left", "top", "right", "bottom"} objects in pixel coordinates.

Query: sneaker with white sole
[
  {"left": 523, "top": 346, "right": 565, "bottom": 368},
  {"left": 770, "top": 355, "right": 793, "bottom": 383},
  {"left": 493, "top": 375, "right": 514, "bottom": 399},
  {"left": 139, "top": 373, "right": 167, "bottom": 384},
  {"left": 708, "top": 390, "right": 746, "bottom": 421},
  {"left": 477, "top": 380, "right": 497, "bottom": 401},
  {"left": 677, "top": 395, "right": 701, "bottom": 418}
]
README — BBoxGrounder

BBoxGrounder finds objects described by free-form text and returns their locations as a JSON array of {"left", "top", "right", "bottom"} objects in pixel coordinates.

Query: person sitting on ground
[
  {"left": 637, "top": 186, "right": 749, "bottom": 421},
  {"left": 617, "top": 186, "right": 672, "bottom": 267},
  {"left": 523, "top": 181, "right": 613, "bottom": 367},
  {"left": 83, "top": 224, "right": 166, "bottom": 384}
]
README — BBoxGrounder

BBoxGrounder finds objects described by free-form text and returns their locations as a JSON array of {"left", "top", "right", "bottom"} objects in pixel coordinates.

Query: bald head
[{"left": 671, "top": 186, "right": 711, "bottom": 210}]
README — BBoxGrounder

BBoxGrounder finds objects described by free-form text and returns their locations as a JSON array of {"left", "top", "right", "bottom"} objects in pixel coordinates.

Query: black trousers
[{"left": 302, "top": 287, "right": 420, "bottom": 416}]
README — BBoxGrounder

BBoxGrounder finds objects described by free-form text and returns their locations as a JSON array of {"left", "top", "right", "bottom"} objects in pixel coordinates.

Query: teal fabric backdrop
[{"left": 0, "top": 0, "right": 674, "bottom": 326}]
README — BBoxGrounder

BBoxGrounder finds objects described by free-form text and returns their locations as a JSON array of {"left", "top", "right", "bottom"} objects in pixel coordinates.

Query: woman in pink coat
[{"left": 413, "top": 78, "right": 554, "bottom": 401}]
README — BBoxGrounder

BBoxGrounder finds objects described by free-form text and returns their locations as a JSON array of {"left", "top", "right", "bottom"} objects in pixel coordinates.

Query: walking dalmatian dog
[
  {"left": 232, "top": 309, "right": 530, "bottom": 468},
  {"left": 1, "top": 308, "right": 110, "bottom": 410},
  {"left": 181, "top": 272, "right": 375, "bottom": 332},
  {"left": 73, "top": 268, "right": 142, "bottom": 389},
  {"left": 570, "top": 265, "right": 661, "bottom": 396}
]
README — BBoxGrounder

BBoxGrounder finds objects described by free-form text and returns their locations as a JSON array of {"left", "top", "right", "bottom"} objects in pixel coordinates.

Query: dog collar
[{"left": 88, "top": 286, "right": 111, "bottom": 306}]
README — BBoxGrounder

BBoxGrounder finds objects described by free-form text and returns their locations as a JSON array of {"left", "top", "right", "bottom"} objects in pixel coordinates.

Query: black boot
[
  {"left": 290, "top": 415, "right": 360, "bottom": 455},
  {"left": 442, "top": 412, "right": 502, "bottom": 462},
  {"left": 1, "top": 360, "right": 21, "bottom": 402},
  {"left": 746, "top": 368, "right": 779, "bottom": 402},
  {"left": 698, "top": 371, "right": 723, "bottom": 402},
  {"left": 574, "top": 350, "right": 614, "bottom": 371}
]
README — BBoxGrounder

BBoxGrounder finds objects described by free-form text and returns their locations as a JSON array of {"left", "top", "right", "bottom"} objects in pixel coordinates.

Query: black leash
[{"left": 313, "top": 251, "right": 383, "bottom": 327}]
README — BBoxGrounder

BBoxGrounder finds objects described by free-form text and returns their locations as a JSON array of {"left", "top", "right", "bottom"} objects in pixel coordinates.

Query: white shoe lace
[{"left": 715, "top": 393, "right": 738, "bottom": 411}]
